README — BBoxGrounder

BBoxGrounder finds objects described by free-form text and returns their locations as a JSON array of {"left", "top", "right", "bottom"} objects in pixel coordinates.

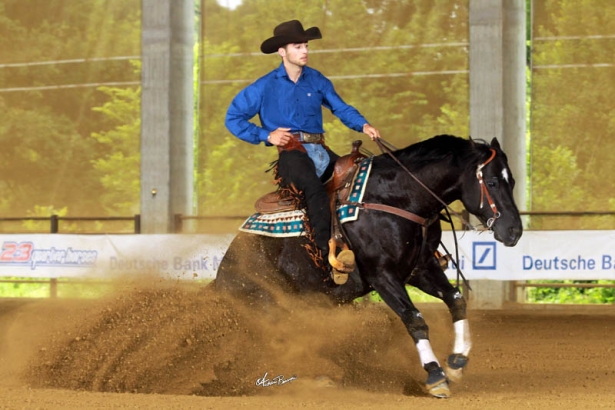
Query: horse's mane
[{"left": 376, "top": 134, "right": 491, "bottom": 171}]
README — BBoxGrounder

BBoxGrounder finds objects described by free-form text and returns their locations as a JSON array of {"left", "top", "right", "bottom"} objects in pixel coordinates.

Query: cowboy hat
[{"left": 260, "top": 20, "right": 322, "bottom": 54}]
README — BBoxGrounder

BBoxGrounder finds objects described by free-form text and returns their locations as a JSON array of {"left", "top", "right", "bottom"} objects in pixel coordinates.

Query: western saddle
[{"left": 253, "top": 140, "right": 368, "bottom": 284}]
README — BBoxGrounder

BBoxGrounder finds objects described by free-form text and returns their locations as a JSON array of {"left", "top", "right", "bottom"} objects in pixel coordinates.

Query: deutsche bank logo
[{"left": 472, "top": 242, "right": 497, "bottom": 270}]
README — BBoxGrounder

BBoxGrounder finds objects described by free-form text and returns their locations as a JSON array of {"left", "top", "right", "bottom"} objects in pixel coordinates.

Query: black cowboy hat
[{"left": 260, "top": 20, "right": 322, "bottom": 54}]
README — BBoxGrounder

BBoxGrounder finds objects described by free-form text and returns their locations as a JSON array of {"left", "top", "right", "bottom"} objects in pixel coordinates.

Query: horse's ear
[
  {"left": 490, "top": 137, "right": 501, "bottom": 149},
  {"left": 469, "top": 136, "right": 475, "bottom": 146}
]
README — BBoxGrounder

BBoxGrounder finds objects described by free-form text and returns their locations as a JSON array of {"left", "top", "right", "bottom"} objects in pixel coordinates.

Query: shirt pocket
[{"left": 296, "top": 88, "right": 322, "bottom": 117}]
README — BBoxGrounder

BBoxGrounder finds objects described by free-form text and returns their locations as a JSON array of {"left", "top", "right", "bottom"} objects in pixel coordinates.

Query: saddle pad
[
  {"left": 239, "top": 210, "right": 307, "bottom": 237},
  {"left": 337, "top": 156, "right": 373, "bottom": 224},
  {"left": 239, "top": 157, "right": 373, "bottom": 238}
]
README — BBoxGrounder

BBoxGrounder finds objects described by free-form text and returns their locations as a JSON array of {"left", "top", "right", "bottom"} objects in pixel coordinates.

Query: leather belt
[{"left": 291, "top": 131, "right": 324, "bottom": 143}]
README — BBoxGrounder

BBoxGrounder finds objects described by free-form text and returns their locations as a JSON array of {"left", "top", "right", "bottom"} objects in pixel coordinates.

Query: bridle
[{"left": 475, "top": 148, "right": 502, "bottom": 228}]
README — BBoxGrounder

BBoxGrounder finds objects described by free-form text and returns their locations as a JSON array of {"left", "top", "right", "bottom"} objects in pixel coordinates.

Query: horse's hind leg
[
  {"left": 408, "top": 261, "right": 471, "bottom": 383},
  {"left": 370, "top": 276, "right": 450, "bottom": 398}
]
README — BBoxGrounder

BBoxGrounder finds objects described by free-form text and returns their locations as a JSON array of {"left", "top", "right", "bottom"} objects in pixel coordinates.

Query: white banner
[
  {"left": 0, "top": 234, "right": 234, "bottom": 280},
  {"left": 440, "top": 230, "right": 615, "bottom": 280},
  {"left": 1, "top": 231, "right": 614, "bottom": 281}
]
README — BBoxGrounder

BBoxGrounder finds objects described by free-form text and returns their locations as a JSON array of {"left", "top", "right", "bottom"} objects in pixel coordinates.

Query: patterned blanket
[{"left": 239, "top": 157, "right": 373, "bottom": 238}]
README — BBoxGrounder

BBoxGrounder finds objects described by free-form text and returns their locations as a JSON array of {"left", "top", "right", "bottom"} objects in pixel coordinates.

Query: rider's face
[{"left": 280, "top": 43, "right": 309, "bottom": 67}]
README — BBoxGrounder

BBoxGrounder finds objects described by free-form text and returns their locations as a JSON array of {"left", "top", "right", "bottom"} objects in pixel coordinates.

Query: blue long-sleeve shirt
[{"left": 225, "top": 63, "right": 369, "bottom": 145}]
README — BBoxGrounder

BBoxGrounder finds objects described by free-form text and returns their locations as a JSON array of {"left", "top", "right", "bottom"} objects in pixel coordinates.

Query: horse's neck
[{"left": 370, "top": 158, "right": 463, "bottom": 215}]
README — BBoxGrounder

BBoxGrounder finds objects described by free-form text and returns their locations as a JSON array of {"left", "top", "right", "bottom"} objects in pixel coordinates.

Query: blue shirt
[{"left": 225, "top": 64, "right": 369, "bottom": 176}]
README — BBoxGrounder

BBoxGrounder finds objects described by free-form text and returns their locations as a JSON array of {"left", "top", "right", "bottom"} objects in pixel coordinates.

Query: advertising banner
[
  {"left": 440, "top": 230, "right": 615, "bottom": 280},
  {"left": 1, "top": 231, "right": 614, "bottom": 281},
  {"left": 0, "top": 234, "right": 234, "bottom": 280}
]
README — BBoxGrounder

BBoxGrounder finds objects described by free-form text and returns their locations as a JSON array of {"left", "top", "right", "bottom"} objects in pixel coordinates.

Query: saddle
[{"left": 253, "top": 140, "right": 368, "bottom": 281}]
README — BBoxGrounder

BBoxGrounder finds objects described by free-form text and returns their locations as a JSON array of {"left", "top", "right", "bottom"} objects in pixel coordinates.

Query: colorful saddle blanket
[{"left": 239, "top": 157, "right": 373, "bottom": 238}]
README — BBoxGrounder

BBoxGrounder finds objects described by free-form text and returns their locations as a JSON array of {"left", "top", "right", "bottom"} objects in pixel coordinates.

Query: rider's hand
[
  {"left": 363, "top": 124, "right": 380, "bottom": 141},
  {"left": 267, "top": 127, "right": 292, "bottom": 146}
]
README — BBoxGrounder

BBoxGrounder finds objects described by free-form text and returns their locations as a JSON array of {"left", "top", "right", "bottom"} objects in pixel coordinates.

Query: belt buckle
[{"left": 300, "top": 131, "right": 320, "bottom": 143}]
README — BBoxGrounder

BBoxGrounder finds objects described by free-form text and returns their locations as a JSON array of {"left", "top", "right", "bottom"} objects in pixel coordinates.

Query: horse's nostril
[{"left": 510, "top": 226, "right": 523, "bottom": 238}]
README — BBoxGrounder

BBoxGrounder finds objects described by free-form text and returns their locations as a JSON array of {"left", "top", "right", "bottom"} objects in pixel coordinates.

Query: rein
[{"left": 374, "top": 138, "right": 475, "bottom": 230}]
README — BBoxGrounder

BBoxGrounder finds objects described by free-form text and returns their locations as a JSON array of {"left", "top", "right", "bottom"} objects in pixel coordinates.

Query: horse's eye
[{"left": 487, "top": 178, "right": 498, "bottom": 189}]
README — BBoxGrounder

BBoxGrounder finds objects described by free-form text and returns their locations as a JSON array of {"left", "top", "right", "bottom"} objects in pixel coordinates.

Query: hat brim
[{"left": 260, "top": 27, "right": 322, "bottom": 54}]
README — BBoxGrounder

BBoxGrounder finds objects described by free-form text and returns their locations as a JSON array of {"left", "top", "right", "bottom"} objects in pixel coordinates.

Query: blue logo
[{"left": 472, "top": 242, "right": 497, "bottom": 270}]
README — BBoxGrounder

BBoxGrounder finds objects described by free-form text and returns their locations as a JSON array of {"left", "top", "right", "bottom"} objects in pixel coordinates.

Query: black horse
[{"left": 215, "top": 134, "right": 523, "bottom": 398}]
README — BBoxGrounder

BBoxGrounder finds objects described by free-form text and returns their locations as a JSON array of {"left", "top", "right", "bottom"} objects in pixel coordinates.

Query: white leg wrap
[
  {"left": 416, "top": 339, "right": 439, "bottom": 367},
  {"left": 453, "top": 319, "right": 472, "bottom": 356}
]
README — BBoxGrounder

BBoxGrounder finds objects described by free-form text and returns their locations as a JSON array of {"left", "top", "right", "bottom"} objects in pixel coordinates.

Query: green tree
[
  {"left": 531, "top": 0, "right": 615, "bottom": 227},
  {"left": 0, "top": 0, "right": 141, "bottom": 217},
  {"left": 91, "top": 80, "right": 141, "bottom": 215}
]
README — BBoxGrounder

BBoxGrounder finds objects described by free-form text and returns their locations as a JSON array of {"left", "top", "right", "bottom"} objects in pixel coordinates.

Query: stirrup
[{"left": 329, "top": 247, "right": 355, "bottom": 285}]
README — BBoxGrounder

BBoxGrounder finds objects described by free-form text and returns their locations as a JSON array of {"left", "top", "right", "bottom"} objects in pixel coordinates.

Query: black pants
[{"left": 277, "top": 148, "right": 339, "bottom": 254}]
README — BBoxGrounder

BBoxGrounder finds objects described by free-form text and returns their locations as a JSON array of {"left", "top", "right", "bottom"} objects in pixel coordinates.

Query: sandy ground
[{"left": 0, "top": 279, "right": 614, "bottom": 410}]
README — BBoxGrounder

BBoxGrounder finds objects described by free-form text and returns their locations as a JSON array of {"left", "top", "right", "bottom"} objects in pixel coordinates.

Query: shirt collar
[{"left": 274, "top": 62, "right": 308, "bottom": 81}]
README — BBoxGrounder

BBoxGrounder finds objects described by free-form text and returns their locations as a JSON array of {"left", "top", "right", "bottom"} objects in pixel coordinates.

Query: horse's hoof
[
  {"left": 331, "top": 269, "right": 349, "bottom": 285},
  {"left": 425, "top": 364, "right": 449, "bottom": 398},
  {"left": 446, "top": 354, "right": 469, "bottom": 383},
  {"left": 446, "top": 366, "right": 463, "bottom": 383},
  {"left": 427, "top": 381, "right": 451, "bottom": 398}
]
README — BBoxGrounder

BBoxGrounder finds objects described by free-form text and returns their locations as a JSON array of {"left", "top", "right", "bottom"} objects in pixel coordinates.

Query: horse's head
[{"left": 460, "top": 138, "right": 523, "bottom": 246}]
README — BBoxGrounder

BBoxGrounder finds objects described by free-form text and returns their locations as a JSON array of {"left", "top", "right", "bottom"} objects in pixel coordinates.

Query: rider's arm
[
  {"left": 320, "top": 76, "right": 370, "bottom": 133},
  {"left": 225, "top": 84, "right": 271, "bottom": 145}
]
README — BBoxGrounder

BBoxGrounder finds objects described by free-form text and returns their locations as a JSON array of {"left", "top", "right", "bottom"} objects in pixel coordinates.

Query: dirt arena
[{"left": 0, "top": 279, "right": 614, "bottom": 409}]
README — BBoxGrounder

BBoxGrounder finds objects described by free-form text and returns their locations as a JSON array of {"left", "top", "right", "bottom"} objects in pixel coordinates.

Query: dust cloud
[{"left": 0, "top": 269, "right": 454, "bottom": 398}]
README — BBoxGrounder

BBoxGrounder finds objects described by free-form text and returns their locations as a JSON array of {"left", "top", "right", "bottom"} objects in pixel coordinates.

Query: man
[{"left": 225, "top": 20, "right": 380, "bottom": 284}]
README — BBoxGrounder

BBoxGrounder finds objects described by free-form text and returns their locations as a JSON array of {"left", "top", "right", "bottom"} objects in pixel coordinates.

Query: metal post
[
  {"left": 470, "top": 0, "right": 526, "bottom": 309},
  {"left": 134, "top": 214, "right": 141, "bottom": 233},
  {"left": 174, "top": 213, "right": 183, "bottom": 233},
  {"left": 50, "top": 214, "right": 59, "bottom": 233},
  {"left": 50, "top": 278, "right": 58, "bottom": 298},
  {"left": 140, "top": 0, "right": 194, "bottom": 233}
]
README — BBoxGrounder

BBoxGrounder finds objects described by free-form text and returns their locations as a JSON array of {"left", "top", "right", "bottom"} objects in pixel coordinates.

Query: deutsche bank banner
[
  {"left": 440, "top": 230, "right": 615, "bottom": 280},
  {"left": 0, "top": 231, "right": 614, "bottom": 281}
]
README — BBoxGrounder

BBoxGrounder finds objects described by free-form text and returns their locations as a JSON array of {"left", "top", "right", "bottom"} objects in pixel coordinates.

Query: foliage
[
  {"left": 0, "top": 278, "right": 117, "bottom": 299},
  {"left": 530, "top": 0, "right": 615, "bottom": 228},
  {"left": 0, "top": 279, "right": 50, "bottom": 298},
  {"left": 0, "top": 0, "right": 140, "bottom": 217},
  {"left": 90, "top": 63, "right": 141, "bottom": 216},
  {"left": 526, "top": 280, "right": 614, "bottom": 304}
]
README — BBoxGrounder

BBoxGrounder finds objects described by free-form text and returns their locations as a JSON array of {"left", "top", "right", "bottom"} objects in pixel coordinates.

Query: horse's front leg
[
  {"left": 371, "top": 276, "right": 450, "bottom": 398},
  {"left": 408, "top": 260, "right": 472, "bottom": 383},
  {"left": 443, "top": 288, "right": 471, "bottom": 382}
]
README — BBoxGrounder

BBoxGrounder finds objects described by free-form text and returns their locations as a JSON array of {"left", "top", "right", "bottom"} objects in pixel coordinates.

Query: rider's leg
[
  {"left": 277, "top": 150, "right": 331, "bottom": 255},
  {"left": 277, "top": 149, "right": 352, "bottom": 284}
]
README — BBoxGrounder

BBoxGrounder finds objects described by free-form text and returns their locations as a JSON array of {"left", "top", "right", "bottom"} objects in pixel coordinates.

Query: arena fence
[{"left": 0, "top": 212, "right": 614, "bottom": 301}]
